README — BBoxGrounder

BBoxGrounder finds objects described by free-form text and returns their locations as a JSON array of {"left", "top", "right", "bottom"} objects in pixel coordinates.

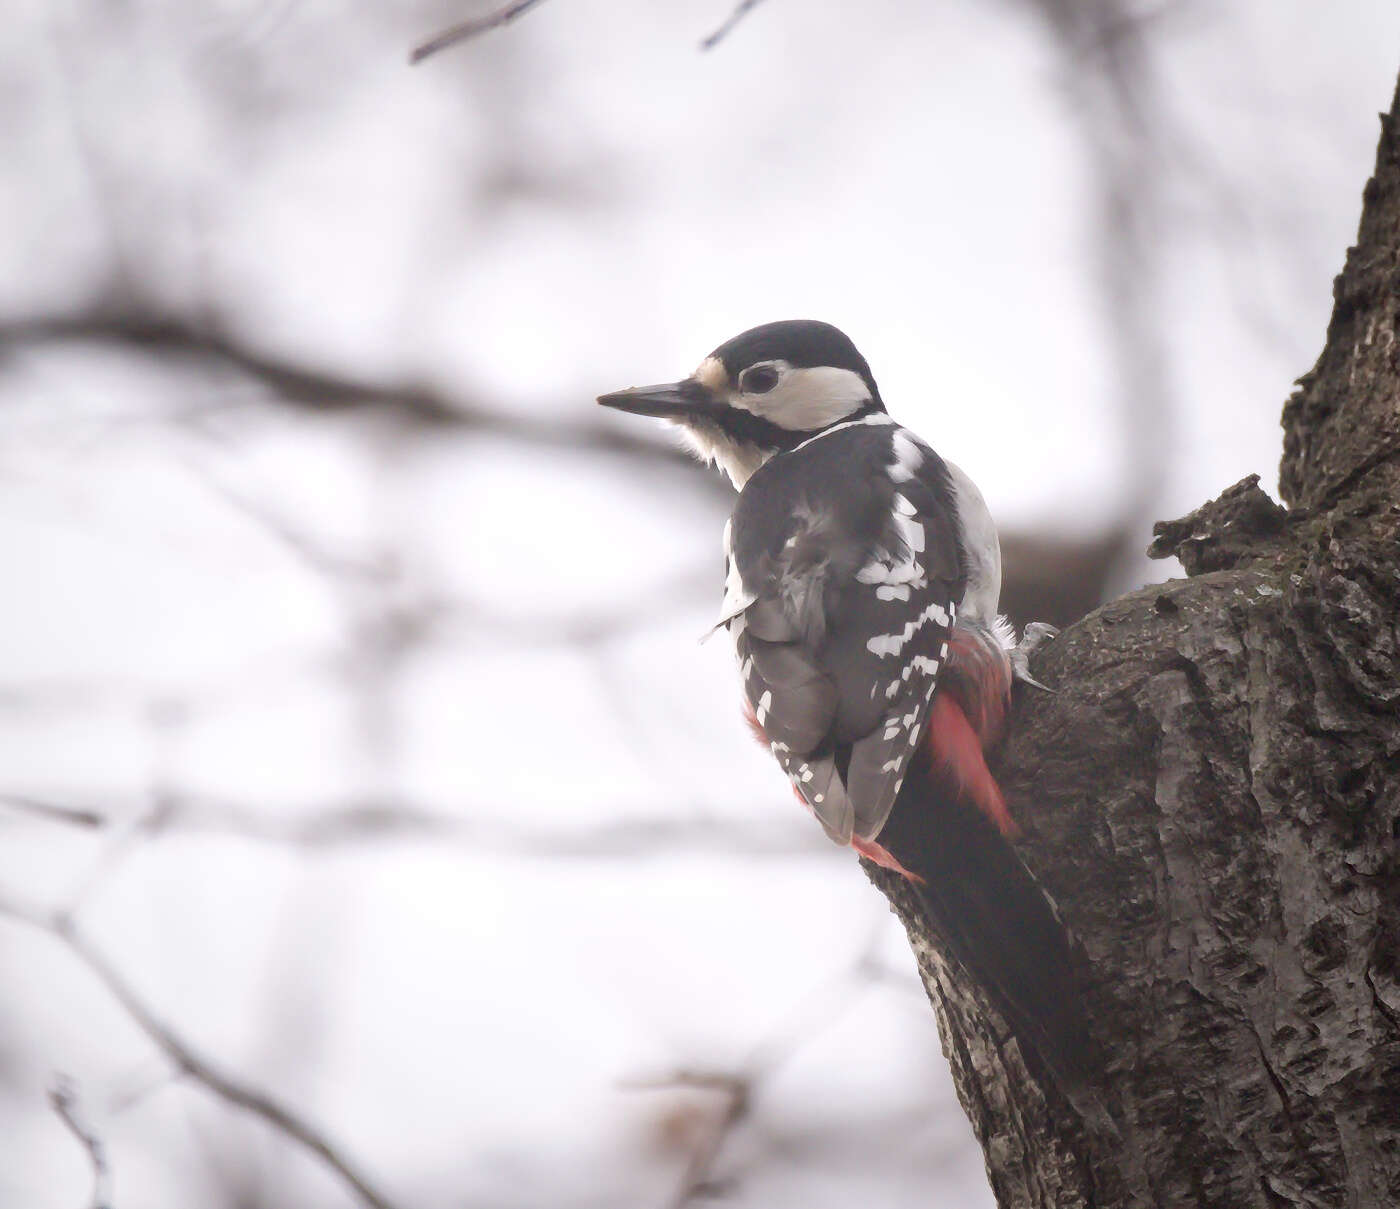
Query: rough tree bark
[{"left": 864, "top": 70, "right": 1400, "bottom": 1209}]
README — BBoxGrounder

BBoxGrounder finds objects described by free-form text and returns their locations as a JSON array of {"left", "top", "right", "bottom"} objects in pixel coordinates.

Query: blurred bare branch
[
  {"left": 49, "top": 1076, "right": 113, "bottom": 1209},
  {"left": 700, "top": 0, "right": 771, "bottom": 51},
  {"left": 410, "top": 0, "right": 552, "bottom": 64},
  {"left": 183, "top": 468, "right": 720, "bottom": 643},
  {"left": 7, "top": 787, "right": 827, "bottom": 859},
  {"left": 627, "top": 919, "right": 895, "bottom": 1206},
  {"left": 410, "top": 0, "right": 771, "bottom": 63},
  {"left": 0, "top": 316, "right": 707, "bottom": 470},
  {"left": 645, "top": 1070, "right": 749, "bottom": 1207},
  {"left": 0, "top": 792, "right": 105, "bottom": 829},
  {"left": 1023, "top": 0, "right": 1178, "bottom": 586},
  {"left": 0, "top": 895, "right": 402, "bottom": 1209}
]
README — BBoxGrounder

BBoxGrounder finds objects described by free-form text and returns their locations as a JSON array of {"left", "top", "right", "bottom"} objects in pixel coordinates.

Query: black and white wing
[{"left": 724, "top": 421, "right": 965, "bottom": 844}]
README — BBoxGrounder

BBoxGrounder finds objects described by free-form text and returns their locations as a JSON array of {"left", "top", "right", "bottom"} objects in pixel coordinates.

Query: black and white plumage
[
  {"left": 601, "top": 321, "right": 1008, "bottom": 836},
  {"left": 599, "top": 320, "right": 1091, "bottom": 1092},
  {"left": 724, "top": 414, "right": 963, "bottom": 845}
]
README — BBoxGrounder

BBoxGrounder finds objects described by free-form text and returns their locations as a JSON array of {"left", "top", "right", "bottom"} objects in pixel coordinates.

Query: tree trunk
[{"left": 864, "top": 70, "right": 1400, "bottom": 1209}]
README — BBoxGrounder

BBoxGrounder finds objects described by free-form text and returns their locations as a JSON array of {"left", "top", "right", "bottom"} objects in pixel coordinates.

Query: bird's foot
[{"left": 1009, "top": 621, "right": 1059, "bottom": 692}]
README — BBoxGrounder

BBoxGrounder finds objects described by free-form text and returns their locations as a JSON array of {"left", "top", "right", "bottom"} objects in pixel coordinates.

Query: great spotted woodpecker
[{"left": 599, "top": 319, "right": 1089, "bottom": 1088}]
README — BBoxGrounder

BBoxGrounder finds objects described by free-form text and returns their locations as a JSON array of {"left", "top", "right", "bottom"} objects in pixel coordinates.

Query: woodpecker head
[{"left": 598, "top": 319, "right": 885, "bottom": 488}]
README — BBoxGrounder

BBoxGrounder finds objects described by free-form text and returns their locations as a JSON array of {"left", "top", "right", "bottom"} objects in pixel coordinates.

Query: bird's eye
[{"left": 740, "top": 365, "right": 780, "bottom": 394}]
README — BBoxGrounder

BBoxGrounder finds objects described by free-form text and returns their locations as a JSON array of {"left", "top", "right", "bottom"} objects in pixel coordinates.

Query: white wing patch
[
  {"left": 841, "top": 602, "right": 956, "bottom": 841},
  {"left": 887, "top": 429, "right": 924, "bottom": 482},
  {"left": 864, "top": 599, "right": 950, "bottom": 658},
  {"left": 856, "top": 492, "right": 926, "bottom": 590},
  {"left": 891, "top": 494, "right": 925, "bottom": 554},
  {"left": 856, "top": 557, "right": 924, "bottom": 586}
]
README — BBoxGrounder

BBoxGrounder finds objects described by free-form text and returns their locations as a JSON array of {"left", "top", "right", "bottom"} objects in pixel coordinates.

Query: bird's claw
[
  {"left": 1010, "top": 621, "right": 1059, "bottom": 693},
  {"left": 1019, "top": 621, "right": 1060, "bottom": 654}
]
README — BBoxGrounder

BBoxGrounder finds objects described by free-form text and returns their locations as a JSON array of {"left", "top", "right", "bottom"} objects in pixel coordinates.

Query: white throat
[{"left": 674, "top": 421, "right": 770, "bottom": 489}]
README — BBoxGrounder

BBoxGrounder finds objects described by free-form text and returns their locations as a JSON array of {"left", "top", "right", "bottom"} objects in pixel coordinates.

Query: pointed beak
[{"left": 596, "top": 379, "right": 706, "bottom": 419}]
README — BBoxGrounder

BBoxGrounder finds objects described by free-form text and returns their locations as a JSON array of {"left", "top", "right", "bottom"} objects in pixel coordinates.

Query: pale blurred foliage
[{"left": 1, "top": 2, "right": 1397, "bottom": 1207}]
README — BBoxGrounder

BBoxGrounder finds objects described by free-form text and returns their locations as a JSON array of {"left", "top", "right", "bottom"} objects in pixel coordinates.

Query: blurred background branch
[
  {"left": 411, "top": 0, "right": 553, "bottom": 65},
  {"left": 1, "top": 893, "right": 399, "bottom": 1209},
  {"left": 0, "top": 317, "right": 704, "bottom": 466},
  {"left": 700, "top": 0, "right": 772, "bottom": 51},
  {"left": 48, "top": 1076, "right": 112, "bottom": 1209}
]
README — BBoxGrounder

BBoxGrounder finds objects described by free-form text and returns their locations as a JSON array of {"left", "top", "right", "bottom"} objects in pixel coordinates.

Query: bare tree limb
[
  {"left": 699, "top": 0, "right": 770, "bottom": 51},
  {"left": 0, "top": 896, "right": 402, "bottom": 1209},
  {"left": 49, "top": 1076, "right": 113, "bottom": 1209},
  {"left": 1029, "top": 0, "right": 1177, "bottom": 586},
  {"left": 0, "top": 315, "right": 709, "bottom": 472},
  {"left": 0, "top": 792, "right": 104, "bottom": 829},
  {"left": 409, "top": 0, "right": 551, "bottom": 65}
]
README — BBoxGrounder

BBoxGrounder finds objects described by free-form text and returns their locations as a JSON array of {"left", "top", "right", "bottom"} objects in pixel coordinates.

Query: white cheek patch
[{"left": 733, "top": 366, "right": 872, "bottom": 431}]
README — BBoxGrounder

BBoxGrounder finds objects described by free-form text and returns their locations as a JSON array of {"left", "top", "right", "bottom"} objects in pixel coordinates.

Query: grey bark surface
[{"left": 863, "top": 73, "right": 1400, "bottom": 1209}]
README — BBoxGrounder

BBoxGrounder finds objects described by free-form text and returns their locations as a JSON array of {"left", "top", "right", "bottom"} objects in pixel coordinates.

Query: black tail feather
[{"left": 876, "top": 760, "right": 1096, "bottom": 1096}]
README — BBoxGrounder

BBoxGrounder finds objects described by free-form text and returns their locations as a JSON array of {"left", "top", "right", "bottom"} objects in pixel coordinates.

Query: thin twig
[
  {"left": 623, "top": 1069, "right": 749, "bottom": 1208},
  {"left": 49, "top": 1076, "right": 112, "bottom": 1209},
  {"left": 61, "top": 794, "right": 177, "bottom": 922},
  {"left": 46, "top": 790, "right": 827, "bottom": 859},
  {"left": 700, "top": 0, "right": 769, "bottom": 51},
  {"left": 0, "top": 793, "right": 105, "bottom": 828},
  {"left": 667, "top": 1075, "right": 748, "bottom": 1208},
  {"left": 0, "top": 897, "right": 401, "bottom": 1209},
  {"left": 410, "top": 0, "right": 550, "bottom": 64},
  {"left": 626, "top": 914, "right": 889, "bottom": 1206}
]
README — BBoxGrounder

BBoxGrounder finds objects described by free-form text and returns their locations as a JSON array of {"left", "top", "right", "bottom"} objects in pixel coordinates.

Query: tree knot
[{"left": 1148, "top": 475, "right": 1289, "bottom": 575}]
